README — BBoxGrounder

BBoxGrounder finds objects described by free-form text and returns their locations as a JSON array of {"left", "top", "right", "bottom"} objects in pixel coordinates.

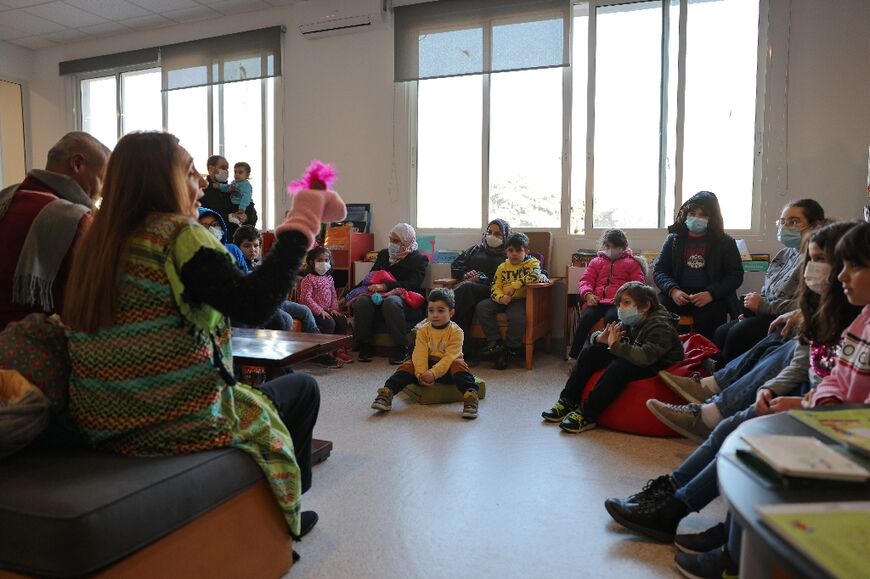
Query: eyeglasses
[{"left": 775, "top": 217, "right": 804, "bottom": 228}]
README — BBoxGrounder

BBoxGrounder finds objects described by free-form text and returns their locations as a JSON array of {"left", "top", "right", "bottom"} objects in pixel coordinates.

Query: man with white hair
[{"left": 0, "top": 131, "right": 110, "bottom": 328}]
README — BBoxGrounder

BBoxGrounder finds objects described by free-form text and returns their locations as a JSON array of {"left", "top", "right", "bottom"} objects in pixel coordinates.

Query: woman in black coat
[
  {"left": 653, "top": 191, "right": 743, "bottom": 341},
  {"left": 443, "top": 219, "right": 511, "bottom": 335},
  {"left": 351, "top": 223, "right": 429, "bottom": 364}
]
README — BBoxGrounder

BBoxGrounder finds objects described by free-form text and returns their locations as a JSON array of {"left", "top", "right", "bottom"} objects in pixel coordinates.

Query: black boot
[
  {"left": 624, "top": 474, "right": 677, "bottom": 504},
  {"left": 604, "top": 493, "right": 689, "bottom": 542}
]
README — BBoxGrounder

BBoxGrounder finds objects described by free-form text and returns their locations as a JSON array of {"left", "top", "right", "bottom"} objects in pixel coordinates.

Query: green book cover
[
  {"left": 789, "top": 409, "right": 870, "bottom": 457},
  {"left": 758, "top": 502, "right": 870, "bottom": 579}
]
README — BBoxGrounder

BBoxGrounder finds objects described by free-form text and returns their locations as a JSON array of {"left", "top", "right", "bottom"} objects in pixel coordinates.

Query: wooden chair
[{"left": 467, "top": 231, "right": 556, "bottom": 369}]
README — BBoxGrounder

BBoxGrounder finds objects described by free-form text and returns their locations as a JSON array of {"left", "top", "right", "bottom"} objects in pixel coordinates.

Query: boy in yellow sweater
[
  {"left": 475, "top": 232, "right": 544, "bottom": 369},
  {"left": 371, "top": 288, "right": 480, "bottom": 419}
]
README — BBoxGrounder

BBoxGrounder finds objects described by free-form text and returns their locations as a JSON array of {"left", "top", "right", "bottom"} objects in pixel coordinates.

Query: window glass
[
  {"left": 121, "top": 68, "right": 162, "bottom": 135},
  {"left": 416, "top": 75, "right": 483, "bottom": 229},
  {"left": 167, "top": 86, "right": 209, "bottom": 173},
  {"left": 489, "top": 67, "right": 562, "bottom": 228},
  {"left": 681, "top": 0, "right": 759, "bottom": 229},
  {"left": 221, "top": 79, "right": 264, "bottom": 215},
  {"left": 81, "top": 75, "right": 117, "bottom": 149},
  {"left": 592, "top": 2, "right": 662, "bottom": 229}
]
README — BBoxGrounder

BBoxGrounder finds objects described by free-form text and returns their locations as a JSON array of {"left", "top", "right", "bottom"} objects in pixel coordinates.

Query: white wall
[
  {"left": 0, "top": 40, "right": 34, "bottom": 173},
  {"left": 22, "top": 0, "right": 870, "bottom": 263}
]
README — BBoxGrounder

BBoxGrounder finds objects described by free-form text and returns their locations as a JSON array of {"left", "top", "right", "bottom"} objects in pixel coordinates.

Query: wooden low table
[{"left": 232, "top": 328, "right": 354, "bottom": 465}]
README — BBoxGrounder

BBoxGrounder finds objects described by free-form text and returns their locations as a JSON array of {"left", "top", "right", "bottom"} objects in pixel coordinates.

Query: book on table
[
  {"left": 788, "top": 408, "right": 870, "bottom": 458},
  {"left": 757, "top": 501, "right": 870, "bottom": 579},
  {"left": 740, "top": 434, "right": 870, "bottom": 482}
]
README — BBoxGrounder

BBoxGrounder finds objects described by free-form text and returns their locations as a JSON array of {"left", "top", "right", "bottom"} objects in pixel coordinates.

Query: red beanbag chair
[{"left": 579, "top": 333, "right": 719, "bottom": 437}]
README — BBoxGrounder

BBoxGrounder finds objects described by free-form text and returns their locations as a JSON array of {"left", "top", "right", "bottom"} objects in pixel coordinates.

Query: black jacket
[
  {"left": 367, "top": 249, "right": 429, "bottom": 294},
  {"left": 653, "top": 231, "right": 743, "bottom": 313},
  {"left": 450, "top": 244, "right": 505, "bottom": 285}
]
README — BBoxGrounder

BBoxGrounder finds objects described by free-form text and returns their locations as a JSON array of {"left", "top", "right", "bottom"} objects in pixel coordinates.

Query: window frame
[{"left": 410, "top": 0, "right": 768, "bottom": 238}]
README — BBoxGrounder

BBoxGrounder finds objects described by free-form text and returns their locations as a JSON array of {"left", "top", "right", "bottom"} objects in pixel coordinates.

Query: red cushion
[{"left": 579, "top": 334, "right": 719, "bottom": 437}]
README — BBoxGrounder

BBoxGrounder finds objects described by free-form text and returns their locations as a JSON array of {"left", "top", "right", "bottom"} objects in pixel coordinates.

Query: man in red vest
[{"left": 0, "top": 132, "right": 110, "bottom": 329}]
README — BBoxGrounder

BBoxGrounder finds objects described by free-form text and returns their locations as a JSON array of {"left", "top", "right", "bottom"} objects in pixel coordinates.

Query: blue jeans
[
  {"left": 712, "top": 332, "right": 789, "bottom": 388},
  {"left": 712, "top": 338, "right": 798, "bottom": 418},
  {"left": 672, "top": 406, "right": 757, "bottom": 511},
  {"left": 279, "top": 301, "right": 320, "bottom": 333}
]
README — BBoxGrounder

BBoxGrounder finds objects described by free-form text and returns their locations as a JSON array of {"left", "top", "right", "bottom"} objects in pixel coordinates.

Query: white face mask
[
  {"left": 208, "top": 226, "right": 223, "bottom": 241},
  {"left": 804, "top": 261, "right": 831, "bottom": 295},
  {"left": 485, "top": 234, "right": 502, "bottom": 248},
  {"left": 314, "top": 261, "right": 331, "bottom": 275},
  {"left": 215, "top": 169, "right": 229, "bottom": 182}
]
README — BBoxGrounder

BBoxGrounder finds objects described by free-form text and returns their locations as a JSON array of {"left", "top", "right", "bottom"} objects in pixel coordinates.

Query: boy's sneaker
[
  {"left": 371, "top": 387, "right": 393, "bottom": 412},
  {"left": 674, "top": 523, "right": 728, "bottom": 555},
  {"left": 542, "top": 399, "right": 576, "bottom": 423},
  {"left": 461, "top": 390, "right": 479, "bottom": 419},
  {"left": 559, "top": 410, "right": 596, "bottom": 433},
  {"left": 625, "top": 474, "right": 678, "bottom": 504},
  {"left": 313, "top": 354, "right": 342, "bottom": 368},
  {"left": 335, "top": 349, "right": 354, "bottom": 364},
  {"left": 646, "top": 400, "right": 711, "bottom": 443},
  {"left": 674, "top": 547, "right": 738, "bottom": 579},
  {"left": 658, "top": 371, "right": 717, "bottom": 404},
  {"left": 479, "top": 341, "right": 504, "bottom": 358},
  {"left": 358, "top": 344, "right": 374, "bottom": 362}
]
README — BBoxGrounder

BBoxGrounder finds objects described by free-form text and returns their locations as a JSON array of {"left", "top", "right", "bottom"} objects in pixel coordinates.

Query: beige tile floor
[{"left": 286, "top": 352, "right": 726, "bottom": 578}]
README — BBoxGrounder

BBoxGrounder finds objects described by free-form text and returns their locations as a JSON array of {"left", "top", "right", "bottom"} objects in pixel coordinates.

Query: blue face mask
[
  {"left": 776, "top": 226, "right": 803, "bottom": 249},
  {"left": 685, "top": 217, "right": 709, "bottom": 234},
  {"left": 388, "top": 242, "right": 400, "bottom": 256},
  {"left": 617, "top": 305, "right": 644, "bottom": 327}
]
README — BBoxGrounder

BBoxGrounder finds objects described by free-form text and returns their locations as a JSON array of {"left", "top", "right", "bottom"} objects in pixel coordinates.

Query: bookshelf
[{"left": 326, "top": 230, "right": 373, "bottom": 295}]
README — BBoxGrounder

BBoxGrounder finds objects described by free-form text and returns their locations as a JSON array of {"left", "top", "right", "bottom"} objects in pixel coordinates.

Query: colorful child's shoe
[
  {"left": 461, "top": 390, "right": 479, "bottom": 419},
  {"left": 371, "top": 387, "right": 393, "bottom": 412},
  {"left": 335, "top": 348, "right": 354, "bottom": 364},
  {"left": 559, "top": 410, "right": 596, "bottom": 433},
  {"left": 541, "top": 399, "right": 576, "bottom": 422}
]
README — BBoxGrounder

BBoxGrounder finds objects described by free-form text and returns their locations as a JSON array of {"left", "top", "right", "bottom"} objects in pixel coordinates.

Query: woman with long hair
[{"left": 64, "top": 132, "right": 346, "bottom": 539}]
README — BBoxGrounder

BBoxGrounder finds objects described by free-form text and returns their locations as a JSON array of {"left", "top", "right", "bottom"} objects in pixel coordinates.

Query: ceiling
[{"left": 0, "top": 0, "right": 295, "bottom": 50}]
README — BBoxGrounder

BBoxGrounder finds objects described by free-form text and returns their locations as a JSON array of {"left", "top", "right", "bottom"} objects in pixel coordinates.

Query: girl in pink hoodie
[
  {"left": 569, "top": 229, "right": 648, "bottom": 358},
  {"left": 812, "top": 221, "right": 870, "bottom": 406}
]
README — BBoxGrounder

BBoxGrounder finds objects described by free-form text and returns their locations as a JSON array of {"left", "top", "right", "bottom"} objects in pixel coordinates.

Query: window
[
  {"left": 413, "top": 0, "right": 762, "bottom": 233},
  {"left": 78, "top": 71, "right": 276, "bottom": 228},
  {"left": 71, "top": 27, "right": 282, "bottom": 228}
]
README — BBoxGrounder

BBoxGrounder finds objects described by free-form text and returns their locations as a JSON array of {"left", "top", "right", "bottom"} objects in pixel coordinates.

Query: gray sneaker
[
  {"left": 646, "top": 400, "right": 711, "bottom": 443},
  {"left": 371, "top": 387, "right": 393, "bottom": 412},
  {"left": 462, "top": 390, "right": 479, "bottom": 419},
  {"left": 658, "top": 371, "right": 716, "bottom": 404}
]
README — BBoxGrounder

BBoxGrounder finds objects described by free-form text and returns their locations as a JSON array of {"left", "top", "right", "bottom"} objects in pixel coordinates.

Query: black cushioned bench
[{"left": 0, "top": 448, "right": 292, "bottom": 578}]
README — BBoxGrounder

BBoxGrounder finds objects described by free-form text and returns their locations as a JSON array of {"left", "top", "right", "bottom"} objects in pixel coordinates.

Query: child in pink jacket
[
  {"left": 297, "top": 246, "right": 353, "bottom": 363},
  {"left": 569, "top": 229, "right": 647, "bottom": 358}
]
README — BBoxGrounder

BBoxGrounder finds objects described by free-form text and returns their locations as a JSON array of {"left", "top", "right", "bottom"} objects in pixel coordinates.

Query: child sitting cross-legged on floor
[
  {"left": 542, "top": 282, "right": 684, "bottom": 433},
  {"left": 371, "top": 288, "right": 480, "bottom": 419}
]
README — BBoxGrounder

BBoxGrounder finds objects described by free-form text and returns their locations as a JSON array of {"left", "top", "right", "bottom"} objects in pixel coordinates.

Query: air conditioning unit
[{"left": 293, "top": 0, "right": 389, "bottom": 39}]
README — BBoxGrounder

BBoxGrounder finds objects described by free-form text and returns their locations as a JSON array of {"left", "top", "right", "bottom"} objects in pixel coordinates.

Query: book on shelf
[
  {"left": 789, "top": 408, "right": 870, "bottom": 458},
  {"left": 417, "top": 235, "right": 436, "bottom": 263},
  {"left": 740, "top": 434, "right": 870, "bottom": 482},
  {"left": 757, "top": 501, "right": 870, "bottom": 579}
]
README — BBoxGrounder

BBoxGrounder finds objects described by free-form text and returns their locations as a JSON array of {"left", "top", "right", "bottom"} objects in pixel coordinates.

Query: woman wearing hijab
[
  {"left": 351, "top": 223, "right": 429, "bottom": 364},
  {"left": 442, "top": 219, "right": 511, "bottom": 336}
]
